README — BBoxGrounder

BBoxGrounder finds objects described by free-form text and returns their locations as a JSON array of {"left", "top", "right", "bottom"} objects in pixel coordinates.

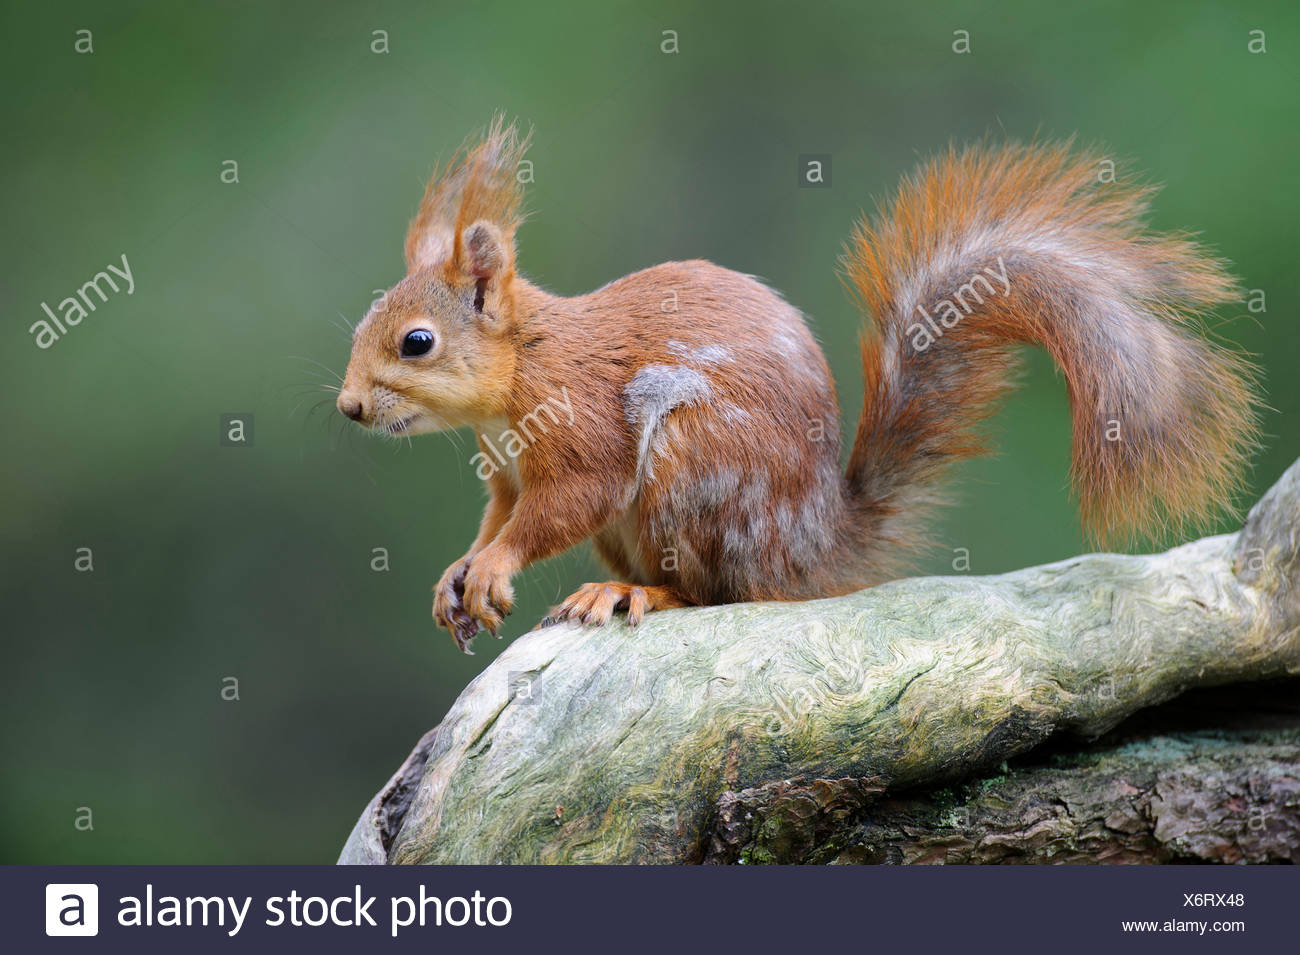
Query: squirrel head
[{"left": 338, "top": 116, "right": 529, "bottom": 435}]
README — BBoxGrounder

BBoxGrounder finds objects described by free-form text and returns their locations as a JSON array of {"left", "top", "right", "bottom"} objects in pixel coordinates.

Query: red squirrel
[{"left": 338, "top": 118, "right": 1259, "bottom": 652}]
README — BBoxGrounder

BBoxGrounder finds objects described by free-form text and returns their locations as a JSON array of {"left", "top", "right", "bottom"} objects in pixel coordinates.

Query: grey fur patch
[
  {"left": 721, "top": 473, "right": 774, "bottom": 588},
  {"left": 667, "top": 340, "right": 732, "bottom": 366},
  {"left": 683, "top": 469, "right": 741, "bottom": 509},
  {"left": 774, "top": 460, "right": 843, "bottom": 576},
  {"left": 625, "top": 365, "right": 713, "bottom": 484}
]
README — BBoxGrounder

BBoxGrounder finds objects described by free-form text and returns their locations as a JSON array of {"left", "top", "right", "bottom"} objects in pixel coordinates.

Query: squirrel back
[{"left": 837, "top": 141, "right": 1258, "bottom": 583}]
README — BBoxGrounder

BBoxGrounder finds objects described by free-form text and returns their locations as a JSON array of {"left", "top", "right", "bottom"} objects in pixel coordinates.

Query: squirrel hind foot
[{"left": 547, "top": 582, "right": 692, "bottom": 628}]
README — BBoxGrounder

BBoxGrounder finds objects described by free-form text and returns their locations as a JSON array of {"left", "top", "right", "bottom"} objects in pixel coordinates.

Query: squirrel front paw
[
  {"left": 434, "top": 547, "right": 517, "bottom": 653},
  {"left": 433, "top": 558, "right": 480, "bottom": 652},
  {"left": 462, "top": 546, "right": 516, "bottom": 636}
]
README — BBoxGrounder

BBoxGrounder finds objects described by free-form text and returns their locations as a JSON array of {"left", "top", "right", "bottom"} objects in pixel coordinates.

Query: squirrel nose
[{"left": 338, "top": 394, "right": 366, "bottom": 422}]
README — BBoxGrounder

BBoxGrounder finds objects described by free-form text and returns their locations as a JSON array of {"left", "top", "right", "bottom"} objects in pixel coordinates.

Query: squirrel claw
[
  {"left": 444, "top": 601, "right": 506, "bottom": 652},
  {"left": 435, "top": 558, "right": 493, "bottom": 653},
  {"left": 436, "top": 586, "right": 481, "bottom": 655},
  {"left": 449, "top": 612, "right": 479, "bottom": 654}
]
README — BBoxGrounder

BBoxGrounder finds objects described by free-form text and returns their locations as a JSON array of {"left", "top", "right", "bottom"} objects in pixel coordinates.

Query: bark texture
[
  {"left": 339, "top": 459, "right": 1300, "bottom": 865},
  {"left": 706, "top": 683, "right": 1300, "bottom": 864}
]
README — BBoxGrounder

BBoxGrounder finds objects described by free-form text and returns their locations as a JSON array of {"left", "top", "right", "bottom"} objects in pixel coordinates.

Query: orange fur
[{"left": 338, "top": 124, "right": 1262, "bottom": 652}]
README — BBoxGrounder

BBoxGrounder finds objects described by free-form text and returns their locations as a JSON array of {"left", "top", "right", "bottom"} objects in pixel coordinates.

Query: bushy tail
[{"left": 840, "top": 141, "right": 1259, "bottom": 579}]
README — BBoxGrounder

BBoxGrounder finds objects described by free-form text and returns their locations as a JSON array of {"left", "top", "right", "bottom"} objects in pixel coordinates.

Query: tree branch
[{"left": 339, "top": 458, "right": 1300, "bottom": 864}]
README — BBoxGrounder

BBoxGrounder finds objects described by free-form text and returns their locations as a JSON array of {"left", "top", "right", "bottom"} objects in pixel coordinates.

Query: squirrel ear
[{"left": 458, "top": 220, "right": 512, "bottom": 281}]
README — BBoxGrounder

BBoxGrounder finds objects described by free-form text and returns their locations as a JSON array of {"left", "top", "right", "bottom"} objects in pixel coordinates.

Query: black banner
[{"left": 6, "top": 864, "right": 1293, "bottom": 953}]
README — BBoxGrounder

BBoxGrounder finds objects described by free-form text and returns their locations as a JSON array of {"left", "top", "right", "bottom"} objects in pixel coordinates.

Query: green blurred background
[{"left": 1, "top": 0, "right": 1296, "bottom": 862}]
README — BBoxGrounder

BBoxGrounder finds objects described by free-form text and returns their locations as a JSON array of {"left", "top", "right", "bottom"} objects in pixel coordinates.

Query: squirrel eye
[{"left": 401, "top": 329, "right": 435, "bottom": 357}]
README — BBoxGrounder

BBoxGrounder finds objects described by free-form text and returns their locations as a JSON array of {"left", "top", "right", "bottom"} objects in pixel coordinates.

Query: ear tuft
[{"left": 403, "top": 115, "right": 530, "bottom": 275}]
